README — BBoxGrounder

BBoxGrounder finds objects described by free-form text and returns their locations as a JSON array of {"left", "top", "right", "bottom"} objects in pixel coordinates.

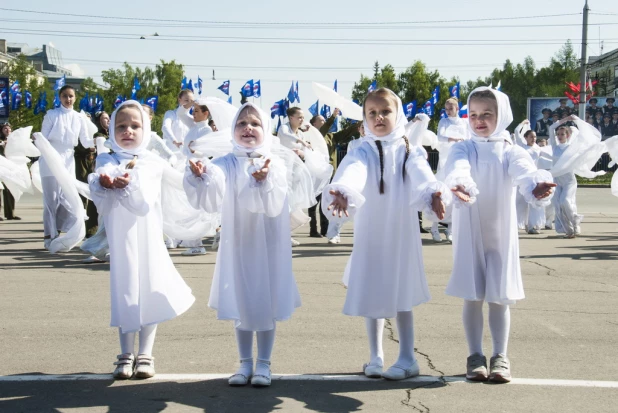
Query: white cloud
[{"left": 64, "top": 63, "right": 87, "bottom": 78}]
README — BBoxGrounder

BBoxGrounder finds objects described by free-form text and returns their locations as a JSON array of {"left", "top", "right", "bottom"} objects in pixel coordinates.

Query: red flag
[{"left": 564, "top": 91, "right": 579, "bottom": 105}]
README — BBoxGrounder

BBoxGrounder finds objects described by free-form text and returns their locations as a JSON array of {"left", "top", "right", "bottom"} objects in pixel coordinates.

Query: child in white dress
[
  {"left": 323, "top": 88, "right": 450, "bottom": 380},
  {"left": 184, "top": 103, "right": 300, "bottom": 387},
  {"left": 88, "top": 100, "right": 195, "bottom": 380},
  {"left": 444, "top": 87, "right": 555, "bottom": 383}
]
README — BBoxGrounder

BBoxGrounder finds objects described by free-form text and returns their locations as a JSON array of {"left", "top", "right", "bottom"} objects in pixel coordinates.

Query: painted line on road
[{"left": 1, "top": 374, "right": 617, "bottom": 388}]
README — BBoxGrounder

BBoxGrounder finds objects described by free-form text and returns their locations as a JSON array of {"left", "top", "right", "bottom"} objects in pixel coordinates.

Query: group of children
[{"left": 20, "top": 83, "right": 563, "bottom": 387}]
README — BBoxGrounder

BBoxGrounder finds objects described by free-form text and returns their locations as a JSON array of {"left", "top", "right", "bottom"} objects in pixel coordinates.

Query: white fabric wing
[
  {"left": 312, "top": 82, "right": 363, "bottom": 120},
  {"left": 550, "top": 117, "right": 606, "bottom": 179}
]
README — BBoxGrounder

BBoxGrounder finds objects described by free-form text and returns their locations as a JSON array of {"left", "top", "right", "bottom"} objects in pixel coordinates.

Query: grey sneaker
[
  {"left": 489, "top": 354, "right": 511, "bottom": 383},
  {"left": 466, "top": 353, "right": 488, "bottom": 381},
  {"left": 134, "top": 354, "right": 155, "bottom": 379},
  {"left": 112, "top": 353, "right": 135, "bottom": 380}
]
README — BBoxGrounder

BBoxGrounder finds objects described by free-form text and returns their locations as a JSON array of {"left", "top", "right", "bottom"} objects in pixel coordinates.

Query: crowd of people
[
  {"left": 535, "top": 97, "right": 618, "bottom": 139},
  {"left": 0, "top": 82, "right": 614, "bottom": 388}
]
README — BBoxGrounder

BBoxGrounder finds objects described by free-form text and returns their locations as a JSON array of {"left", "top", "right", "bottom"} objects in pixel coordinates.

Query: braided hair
[{"left": 375, "top": 140, "right": 385, "bottom": 194}]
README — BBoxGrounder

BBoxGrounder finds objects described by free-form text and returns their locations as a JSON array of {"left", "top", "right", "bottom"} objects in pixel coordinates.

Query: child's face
[
  {"left": 359, "top": 123, "right": 365, "bottom": 137},
  {"left": 100, "top": 113, "right": 110, "bottom": 129},
  {"left": 468, "top": 98, "right": 498, "bottom": 137},
  {"left": 556, "top": 127, "right": 570, "bottom": 144},
  {"left": 537, "top": 139, "right": 547, "bottom": 147},
  {"left": 179, "top": 92, "right": 194, "bottom": 109},
  {"left": 1, "top": 124, "right": 11, "bottom": 137},
  {"left": 193, "top": 103, "right": 209, "bottom": 122},
  {"left": 445, "top": 102, "right": 458, "bottom": 117},
  {"left": 525, "top": 132, "right": 537, "bottom": 146},
  {"left": 60, "top": 89, "right": 75, "bottom": 109},
  {"left": 364, "top": 95, "right": 397, "bottom": 137},
  {"left": 234, "top": 108, "right": 264, "bottom": 149},
  {"left": 114, "top": 107, "right": 144, "bottom": 150},
  {"left": 289, "top": 111, "right": 305, "bottom": 130}
]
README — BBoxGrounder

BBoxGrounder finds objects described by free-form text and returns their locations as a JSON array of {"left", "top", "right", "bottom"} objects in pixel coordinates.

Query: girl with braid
[{"left": 322, "top": 88, "right": 450, "bottom": 380}]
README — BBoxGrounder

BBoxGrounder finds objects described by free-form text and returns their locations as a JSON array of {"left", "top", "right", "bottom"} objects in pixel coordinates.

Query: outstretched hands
[
  {"left": 251, "top": 159, "right": 271, "bottom": 182},
  {"left": 532, "top": 182, "right": 556, "bottom": 199},
  {"left": 327, "top": 190, "right": 349, "bottom": 217},
  {"left": 99, "top": 173, "right": 130, "bottom": 189},
  {"left": 451, "top": 185, "right": 471, "bottom": 203},
  {"left": 432, "top": 192, "right": 446, "bottom": 221},
  {"left": 189, "top": 159, "right": 205, "bottom": 177}
]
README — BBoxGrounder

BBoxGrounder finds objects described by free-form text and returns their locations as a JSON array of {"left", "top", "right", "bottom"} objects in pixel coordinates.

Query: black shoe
[
  {"left": 7, "top": 216, "right": 21, "bottom": 220},
  {"left": 309, "top": 232, "right": 324, "bottom": 238},
  {"left": 419, "top": 227, "right": 430, "bottom": 234},
  {"left": 0, "top": 217, "right": 4, "bottom": 221}
]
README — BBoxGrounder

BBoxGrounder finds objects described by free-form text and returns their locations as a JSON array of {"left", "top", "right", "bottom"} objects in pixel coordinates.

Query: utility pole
[{"left": 579, "top": 0, "right": 589, "bottom": 118}]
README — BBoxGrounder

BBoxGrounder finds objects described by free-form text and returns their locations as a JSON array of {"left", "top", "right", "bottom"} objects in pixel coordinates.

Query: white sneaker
[
  {"left": 212, "top": 231, "right": 221, "bottom": 250},
  {"left": 291, "top": 238, "right": 300, "bottom": 247},
  {"left": 430, "top": 228, "right": 442, "bottom": 242},
  {"left": 164, "top": 239, "right": 176, "bottom": 249},
  {"left": 112, "top": 353, "right": 135, "bottom": 380},
  {"left": 44, "top": 238, "right": 52, "bottom": 250},
  {"left": 575, "top": 225, "right": 581, "bottom": 235},
  {"left": 328, "top": 236, "right": 338, "bottom": 244},
  {"left": 134, "top": 354, "right": 155, "bottom": 379},
  {"left": 181, "top": 247, "right": 207, "bottom": 256},
  {"left": 528, "top": 228, "right": 540, "bottom": 235},
  {"left": 82, "top": 255, "right": 103, "bottom": 264},
  {"left": 445, "top": 229, "right": 453, "bottom": 243},
  {"left": 103, "top": 253, "right": 111, "bottom": 262}
]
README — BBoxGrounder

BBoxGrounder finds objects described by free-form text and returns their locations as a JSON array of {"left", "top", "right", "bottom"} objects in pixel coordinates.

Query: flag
[
  {"left": 276, "top": 116, "right": 282, "bottom": 133},
  {"left": 227, "top": 96, "right": 232, "bottom": 104},
  {"left": 295, "top": 81, "right": 300, "bottom": 103},
  {"left": 403, "top": 100, "right": 417, "bottom": 118},
  {"left": 270, "top": 99, "right": 286, "bottom": 119},
  {"left": 54, "top": 75, "right": 66, "bottom": 91},
  {"left": 367, "top": 80, "right": 377, "bottom": 93},
  {"left": 11, "top": 91, "right": 22, "bottom": 110},
  {"left": 421, "top": 100, "right": 434, "bottom": 116},
  {"left": 131, "top": 76, "right": 141, "bottom": 100},
  {"left": 459, "top": 104, "right": 468, "bottom": 118},
  {"left": 308, "top": 100, "right": 319, "bottom": 117},
  {"left": 197, "top": 76, "right": 203, "bottom": 95},
  {"left": 41, "top": 91, "right": 48, "bottom": 112},
  {"left": 10, "top": 80, "right": 20, "bottom": 94},
  {"left": 253, "top": 80, "right": 261, "bottom": 98},
  {"left": 25, "top": 91, "right": 32, "bottom": 109},
  {"left": 495, "top": 81, "right": 501, "bottom": 91},
  {"left": 430, "top": 86, "right": 440, "bottom": 105},
  {"left": 449, "top": 82, "right": 460, "bottom": 99},
  {"left": 187, "top": 79, "right": 194, "bottom": 92},
  {"left": 333, "top": 80, "right": 338, "bottom": 92},
  {"left": 329, "top": 116, "right": 340, "bottom": 133},
  {"left": 320, "top": 104, "right": 331, "bottom": 119},
  {"left": 94, "top": 94, "right": 104, "bottom": 112},
  {"left": 79, "top": 93, "right": 89, "bottom": 111},
  {"left": 287, "top": 81, "right": 297, "bottom": 103},
  {"left": 87, "top": 96, "right": 95, "bottom": 113},
  {"left": 113, "top": 94, "right": 125, "bottom": 109},
  {"left": 439, "top": 108, "right": 447, "bottom": 119},
  {"left": 145, "top": 96, "right": 158, "bottom": 112},
  {"left": 218, "top": 80, "right": 230, "bottom": 95},
  {"left": 53, "top": 91, "right": 60, "bottom": 108},
  {"left": 241, "top": 80, "right": 254, "bottom": 98},
  {"left": 181, "top": 76, "right": 188, "bottom": 90}
]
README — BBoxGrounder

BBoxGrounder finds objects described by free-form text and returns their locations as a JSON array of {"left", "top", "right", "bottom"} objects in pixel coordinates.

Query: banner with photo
[
  {"left": 527, "top": 97, "right": 614, "bottom": 135},
  {"left": 0, "top": 77, "right": 9, "bottom": 119}
]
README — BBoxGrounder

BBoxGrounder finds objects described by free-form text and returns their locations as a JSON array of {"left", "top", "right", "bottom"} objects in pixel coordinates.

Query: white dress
[
  {"left": 444, "top": 139, "right": 552, "bottom": 304},
  {"left": 89, "top": 152, "right": 195, "bottom": 333},
  {"left": 184, "top": 152, "right": 301, "bottom": 331},
  {"left": 322, "top": 139, "right": 451, "bottom": 318},
  {"left": 514, "top": 122, "right": 545, "bottom": 230},
  {"left": 162, "top": 107, "right": 192, "bottom": 157}
]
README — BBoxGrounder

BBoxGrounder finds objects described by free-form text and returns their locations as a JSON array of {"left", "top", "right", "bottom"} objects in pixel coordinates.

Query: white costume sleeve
[
  {"left": 177, "top": 107, "right": 195, "bottom": 130},
  {"left": 508, "top": 145, "right": 554, "bottom": 208},
  {"left": 88, "top": 154, "right": 148, "bottom": 217},
  {"left": 78, "top": 111, "right": 95, "bottom": 148},
  {"left": 405, "top": 146, "right": 453, "bottom": 220},
  {"left": 321, "top": 146, "right": 368, "bottom": 221},
  {"left": 162, "top": 111, "right": 179, "bottom": 144},
  {"left": 41, "top": 111, "right": 54, "bottom": 140},
  {"left": 183, "top": 157, "right": 226, "bottom": 213},
  {"left": 548, "top": 121, "right": 560, "bottom": 147},
  {"left": 277, "top": 124, "right": 301, "bottom": 150},
  {"left": 550, "top": 117, "right": 606, "bottom": 179},
  {"left": 148, "top": 132, "right": 176, "bottom": 162},
  {"left": 443, "top": 142, "right": 479, "bottom": 207},
  {"left": 238, "top": 158, "right": 288, "bottom": 217},
  {"left": 514, "top": 121, "right": 530, "bottom": 148},
  {"left": 437, "top": 118, "right": 450, "bottom": 143}
]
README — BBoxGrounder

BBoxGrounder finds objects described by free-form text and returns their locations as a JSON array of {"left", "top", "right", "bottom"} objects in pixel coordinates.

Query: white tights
[
  {"left": 462, "top": 300, "right": 510, "bottom": 357},
  {"left": 119, "top": 324, "right": 158, "bottom": 356},
  {"left": 234, "top": 325, "right": 277, "bottom": 377},
  {"left": 365, "top": 310, "right": 417, "bottom": 368}
]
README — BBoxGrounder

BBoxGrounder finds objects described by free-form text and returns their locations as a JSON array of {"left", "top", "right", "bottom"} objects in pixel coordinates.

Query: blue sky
[{"left": 1, "top": 0, "right": 616, "bottom": 113}]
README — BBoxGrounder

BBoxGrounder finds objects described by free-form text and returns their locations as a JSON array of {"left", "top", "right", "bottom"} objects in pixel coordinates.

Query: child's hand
[
  {"left": 293, "top": 148, "right": 305, "bottom": 159},
  {"left": 189, "top": 159, "right": 205, "bottom": 177},
  {"left": 112, "top": 173, "right": 130, "bottom": 189},
  {"left": 252, "top": 159, "right": 271, "bottom": 182},
  {"left": 99, "top": 174, "right": 114, "bottom": 189},
  {"left": 173, "top": 141, "right": 183, "bottom": 148},
  {"left": 523, "top": 119, "right": 530, "bottom": 125},
  {"left": 431, "top": 192, "right": 446, "bottom": 221},
  {"left": 327, "top": 190, "right": 349, "bottom": 218},
  {"left": 451, "top": 185, "right": 471, "bottom": 203},
  {"left": 532, "top": 182, "right": 557, "bottom": 199}
]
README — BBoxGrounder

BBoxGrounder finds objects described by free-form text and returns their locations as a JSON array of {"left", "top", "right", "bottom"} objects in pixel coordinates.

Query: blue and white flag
[
  {"left": 79, "top": 93, "right": 89, "bottom": 111},
  {"left": 94, "top": 94, "right": 104, "bottom": 112},
  {"left": 181, "top": 76, "right": 188, "bottom": 90},
  {"left": 11, "top": 91, "right": 22, "bottom": 110},
  {"left": 495, "top": 80, "right": 502, "bottom": 91},
  {"left": 241, "top": 80, "right": 254, "bottom": 98},
  {"left": 421, "top": 100, "right": 434, "bottom": 116},
  {"left": 54, "top": 75, "right": 66, "bottom": 91},
  {"left": 430, "top": 86, "right": 440, "bottom": 105},
  {"left": 403, "top": 100, "right": 417, "bottom": 118},
  {"left": 53, "top": 91, "right": 61, "bottom": 108},
  {"left": 320, "top": 104, "right": 331, "bottom": 119},
  {"left": 333, "top": 79, "right": 338, "bottom": 92},
  {"left": 10, "top": 80, "right": 20, "bottom": 94},
  {"left": 295, "top": 81, "right": 300, "bottom": 103},
  {"left": 308, "top": 100, "right": 319, "bottom": 117},
  {"left": 367, "top": 80, "right": 377, "bottom": 93},
  {"left": 187, "top": 79, "right": 194, "bottom": 93},
  {"left": 459, "top": 104, "right": 468, "bottom": 118},
  {"left": 227, "top": 96, "right": 232, "bottom": 104},
  {"left": 113, "top": 95, "right": 125, "bottom": 109},
  {"left": 25, "top": 91, "right": 32, "bottom": 109},
  {"left": 440, "top": 108, "right": 447, "bottom": 119},
  {"left": 145, "top": 96, "right": 158, "bottom": 112},
  {"left": 449, "top": 82, "right": 460, "bottom": 99},
  {"left": 253, "top": 80, "right": 261, "bottom": 98},
  {"left": 287, "top": 81, "right": 297, "bottom": 103},
  {"left": 218, "top": 80, "right": 230, "bottom": 95},
  {"left": 131, "top": 76, "right": 141, "bottom": 100},
  {"left": 197, "top": 76, "right": 203, "bottom": 95},
  {"left": 271, "top": 99, "right": 286, "bottom": 119}
]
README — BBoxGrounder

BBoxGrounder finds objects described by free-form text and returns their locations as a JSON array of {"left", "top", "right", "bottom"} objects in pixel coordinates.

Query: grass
[{"left": 577, "top": 171, "right": 613, "bottom": 186}]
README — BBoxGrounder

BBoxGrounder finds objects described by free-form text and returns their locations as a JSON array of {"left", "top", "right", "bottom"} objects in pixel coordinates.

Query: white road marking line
[{"left": 0, "top": 374, "right": 617, "bottom": 388}]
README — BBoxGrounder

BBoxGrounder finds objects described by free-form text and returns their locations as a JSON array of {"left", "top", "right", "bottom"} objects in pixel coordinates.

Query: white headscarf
[
  {"left": 362, "top": 89, "right": 407, "bottom": 142},
  {"left": 231, "top": 102, "right": 272, "bottom": 157},
  {"left": 108, "top": 100, "right": 152, "bottom": 158},
  {"left": 466, "top": 87, "right": 513, "bottom": 143}
]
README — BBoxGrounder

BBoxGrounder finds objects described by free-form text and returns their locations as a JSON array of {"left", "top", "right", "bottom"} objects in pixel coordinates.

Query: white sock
[
  {"left": 394, "top": 311, "right": 416, "bottom": 367},
  {"left": 119, "top": 330, "right": 135, "bottom": 355},
  {"left": 488, "top": 303, "right": 510, "bottom": 356},
  {"left": 138, "top": 325, "right": 158, "bottom": 356},
  {"left": 256, "top": 326, "right": 276, "bottom": 377},
  {"left": 234, "top": 328, "right": 254, "bottom": 377},
  {"left": 365, "top": 318, "right": 384, "bottom": 366},
  {"left": 463, "top": 300, "right": 484, "bottom": 356}
]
